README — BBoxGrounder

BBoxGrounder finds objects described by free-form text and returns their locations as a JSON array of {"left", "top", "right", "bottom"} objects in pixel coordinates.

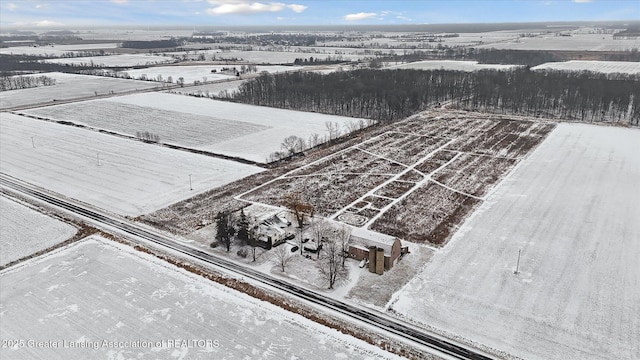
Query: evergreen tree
[
  {"left": 237, "top": 209, "right": 250, "bottom": 246},
  {"left": 215, "top": 211, "right": 236, "bottom": 252}
]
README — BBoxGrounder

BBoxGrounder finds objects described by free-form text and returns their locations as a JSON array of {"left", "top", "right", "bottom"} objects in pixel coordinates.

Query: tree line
[
  {"left": 121, "top": 40, "right": 182, "bottom": 49},
  {"left": 379, "top": 48, "right": 640, "bottom": 66},
  {"left": 230, "top": 68, "right": 639, "bottom": 126},
  {"left": 0, "top": 75, "right": 56, "bottom": 91}
]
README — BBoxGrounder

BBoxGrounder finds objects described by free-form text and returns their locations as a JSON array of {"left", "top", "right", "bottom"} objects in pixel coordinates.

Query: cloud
[
  {"left": 206, "top": 1, "right": 306, "bottom": 15},
  {"left": 34, "top": 20, "right": 65, "bottom": 27},
  {"left": 208, "top": 0, "right": 247, "bottom": 4},
  {"left": 344, "top": 12, "right": 377, "bottom": 21},
  {"left": 287, "top": 4, "right": 307, "bottom": 13},
  {"left": 111, "top": 0, "right": 129, "bottom": 4},
  {"left": 6, "top": 2, "right": 18, "bottom": 11},
  {"left": 572, "top": 0, "right": 594, "bottom": 2},
  {"left": 207, "top": 2, "right": 284, "bottom": 14}
]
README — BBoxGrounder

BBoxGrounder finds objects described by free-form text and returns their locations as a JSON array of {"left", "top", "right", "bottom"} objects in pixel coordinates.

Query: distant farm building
[{"left": 347, "top": 228, "right": 407, "bottom": 274}]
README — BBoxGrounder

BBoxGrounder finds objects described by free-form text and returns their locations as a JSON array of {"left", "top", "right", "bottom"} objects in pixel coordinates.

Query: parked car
[
  {"left": 285, "top": 233, "right": 296, "bottom": 240},
  {"left": 290, "top": 246, "right": 299, "bottom": 253}
]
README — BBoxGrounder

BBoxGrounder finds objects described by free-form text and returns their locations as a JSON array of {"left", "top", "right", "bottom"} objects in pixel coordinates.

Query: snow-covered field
[
  {"left": 388, "top": 60, "right": 520, "bottom": 72},
  {"left": 123, "top": 64, "right": 302, "bottom": 84},
  {"left": 43, "top": 54, "right": 176, "bottom": 67},
  {"left": 390, "top": 123, "right": 640, "bottom": 360},
  {"left": 0, "top": 72, "right": 159, "bottom": 109},
  {"left": 23, "top": 92, "right": 366, "bottom": 163},
  {"left": 476, "top": 32, "right": 640, "bottom": 51},
  {"left": 532, "top": 60, "right": 640, "bottom": 74},
  {"left": 0, "top": 195, "right": 76, "bottom": 266},
  {"left": 0, "top": 113, "right": 263, "bottom": 216},
  {"left": 167, "top": 79, "right": 244, "bottom": 97},
  {"left": 76, "top": 28, "right": 193, "bottom": 41},
  {"left": 0, "top": 43, "right": 120, "bottom": 56},
  {"left": 218, "top": 50, "right": 363, "bottom": 64},
  {"left": 0, "top": 236, "right": 400, "bottom": 360}
]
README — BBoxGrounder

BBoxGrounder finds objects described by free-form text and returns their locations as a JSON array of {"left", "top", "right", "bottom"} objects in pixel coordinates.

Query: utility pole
[
  {"left": 514, "top": 249, "right": 521, "bottom": 274},
  {"left": 189, "top": 174, "right": 193, "bottom": 191}
]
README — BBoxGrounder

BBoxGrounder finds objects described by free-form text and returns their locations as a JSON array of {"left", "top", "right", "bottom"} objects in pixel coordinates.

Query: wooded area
[
  {"left": 231, "top": 69, "right": 639, "bottom": 126},
  {"left": 120, "top": 40, "right": 181, "bottom": 49},
  {"left": 0, "top": 75, "right": 56, "bottom": 91}
]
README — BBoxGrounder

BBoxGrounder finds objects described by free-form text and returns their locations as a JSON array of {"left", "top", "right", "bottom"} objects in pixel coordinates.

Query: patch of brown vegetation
[{"left": 371, "top": 182, "right": 481, "bottom": 245}]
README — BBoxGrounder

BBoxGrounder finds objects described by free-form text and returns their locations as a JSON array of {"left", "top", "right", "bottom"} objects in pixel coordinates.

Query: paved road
[{"left": 0, "top": 174, "right": 498, "bottom": 360}]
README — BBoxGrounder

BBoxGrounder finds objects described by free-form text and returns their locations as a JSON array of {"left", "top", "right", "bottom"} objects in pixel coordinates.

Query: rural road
[{"left": 0, "top": 174, "right": 498, "bottom": 360}]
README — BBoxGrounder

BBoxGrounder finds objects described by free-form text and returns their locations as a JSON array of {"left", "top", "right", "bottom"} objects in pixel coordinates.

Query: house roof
[
  {"left": 258, "top": 224, "right": 285, "bottom": 235},
  {"left": 243, "top": 203, "right": 284, "bottom": 222}
]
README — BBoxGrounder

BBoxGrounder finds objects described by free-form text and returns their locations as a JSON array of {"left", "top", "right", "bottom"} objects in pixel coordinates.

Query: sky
[{"left": 0, "top": 0, "right": 638, "bottom": 28}]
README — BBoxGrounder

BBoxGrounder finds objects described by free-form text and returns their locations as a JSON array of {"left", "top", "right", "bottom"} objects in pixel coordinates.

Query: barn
[{"left": 347, "top": 228, "right": 407, "bottom": 274}]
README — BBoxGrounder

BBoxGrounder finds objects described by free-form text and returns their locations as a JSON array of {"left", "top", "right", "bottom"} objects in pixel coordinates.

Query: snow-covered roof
[
  {"left": 349, "top": 227, "right": 398, "bottom": 255},
  {"left": 243, "top": 203, "right": 285, "bottom": 222},
  {"left": 258, "top": 224, "right": 285, "bottom": 235}
]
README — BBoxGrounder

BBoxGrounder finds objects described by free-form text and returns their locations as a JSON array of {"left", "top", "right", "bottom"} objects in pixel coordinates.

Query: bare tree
[
  {"left": 334, "top": 225, "right": 352, "bottom": 268},
  {"left": 272, "top": 245, "right": 294, "bottom": 272},
  {"left": 294, "top": 137, "right": 307, "bottom": 153},
  {"left": 282, "top": 192, "right": 314, "bottom": 230},
  {"left": 345, "top": 120, "right": 360, "bottom": 134},
  {"left": 310, "top": 219, "right": 331, "bottom": 259},
  {"left": 325, "top": 121, "right": 340, "bottom": 141},
  {"left": 317, "top": 236, "right": 349, "bottom": 289},
  {"left": 308, "top": 132, "right": 321, "bottom": 148},
  {"left": 283, "top": 192, "right": 314, "bottom": 254},
  {"left": 281, "top": 135, "right": 300, "bottom": 156}
]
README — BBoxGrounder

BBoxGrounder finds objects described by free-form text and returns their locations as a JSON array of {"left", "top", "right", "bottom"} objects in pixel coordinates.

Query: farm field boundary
[{"left": 240, "top": 110, "right": 555, "bottom": 245}]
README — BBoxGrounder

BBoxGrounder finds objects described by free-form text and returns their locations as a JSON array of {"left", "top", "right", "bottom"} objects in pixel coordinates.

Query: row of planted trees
[{"left": 231, "top": 68, "right": 640, "bottom": 126}]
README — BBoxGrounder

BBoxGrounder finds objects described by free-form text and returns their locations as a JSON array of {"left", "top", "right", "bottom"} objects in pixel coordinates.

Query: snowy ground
[
  {"left": 0, "top": 113, "right": 264, "bottom": 216},
  {"left": 387, "top": 60, "right": 521, "bottom": 72},
  {"left": 42, "top": 54, "right": 176, "bottom": 67},
  {"left": 181, "top": 212, "right": 361, "bottom": 294},
  {"left": 23, "top": 92, "right": 367, "bottom": 163},
  {"left": 347, "top": 244, "right": 433, "bottom": 309},
  {"left": 216, "top": 50, "right": 363, "bottom": 64},
  {"left": 177, "top": 184, "right": 435, "bottom": 306},
  {"left": 76, "top": 28, "right": 193, "bottom": 41},
  {"left": 0, "top": 72, "right": 159, "bottom": 109},
  {"left": 166, "top": 79, "right": 244, "bottom": 97},
  {"left": 475, "top": 32, "right": 640, "bottom": 51},
  {"left": 317, "top": 31, "right": 522, "bottom": 49},
  {"left": 0, "top": 195, "right": 76, "bottom": 266},
  {"left": 122, "top": 64, "right": 302, "bottom": 84},
  {"left": 389, "top": 123, "right": 640, "bottom": 360},
  {"left": 0, "top": 236, "right": 400, "bottom": 360},
  {"left": 241, "top": 111, "right": 553, "bottom": 244},
  {"left": 532, "top": 60, "right": 640, "bottom": 74},
  {"left": 0, "top": 43, "right": 120, "bottom": 56}
]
